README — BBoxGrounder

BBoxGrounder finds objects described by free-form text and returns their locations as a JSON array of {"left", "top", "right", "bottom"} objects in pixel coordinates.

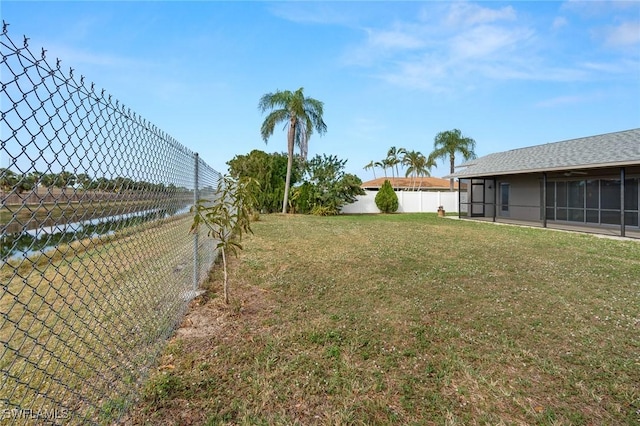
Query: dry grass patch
[
  {"left": 1, "top": 214, "right": 210, "bottom": 423},
  {"left": 130, "top": 214, "right": 639, "bottom": 425}
]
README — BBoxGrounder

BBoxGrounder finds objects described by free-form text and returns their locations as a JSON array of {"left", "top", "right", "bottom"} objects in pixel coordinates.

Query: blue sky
[{"left": 3, "top": 1, "right": 639, "bottom": 180}]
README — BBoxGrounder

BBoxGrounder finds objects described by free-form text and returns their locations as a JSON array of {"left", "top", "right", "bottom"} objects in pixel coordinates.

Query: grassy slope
[
  {"left": 131, "top": 213, "right": 640, "bottom": 425},
  {"left": 1, "top": 215, "right": 202, "bottom": 423}
]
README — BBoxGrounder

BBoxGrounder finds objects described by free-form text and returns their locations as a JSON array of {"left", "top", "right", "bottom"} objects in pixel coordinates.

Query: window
[
  {"left": 555, "top": 181, "right": 568, "bottom": 221},
  {"left": 567, "top": 180, "right": 585, "bottom": 222},
  {"left": 586, "top": 180, "right": 599, "bottom": 223},
  {"left": 556, "top": 181, "right": 567, "bottom": 207},
  {"left": 625, "top": 178, "right": 638, "bottom": 211},
  {"left": 586, "top": 180, "right": 599, "bottom": 209},
  {"left": 459, "top": 178, "right": 471, "bottom": 216},
  {"left": 471, "top": 180, "right": 485, "bottom": 216},
  {"left": 601, "top": 179, "right": 621, "bottom": 225},
  {"left": 625, "top": 178, "right": 639, "bottom": 227},
  {"left": 545, "top": 181, "right": 555, "bottom": 220},
  {"left": 545, "top": 177, "right": 638, "bottom": 228},
  {"left": 500, "top": 183, "right": 509, "bottom": 215},
  {"left": 601, "top": 179, "right": 620, "bottom": 210}
]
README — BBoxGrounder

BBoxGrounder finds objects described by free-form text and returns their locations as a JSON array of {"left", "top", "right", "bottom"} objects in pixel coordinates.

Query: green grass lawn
[{"left": 130, "top": 213, "right": 640, "bottom": 425}]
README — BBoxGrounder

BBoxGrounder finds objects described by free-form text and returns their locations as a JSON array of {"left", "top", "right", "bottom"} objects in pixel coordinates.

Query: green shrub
[
  {"left": 310, "top": 205, "right": 337, "bottom": 216},
  {"left": 375, "top": 179, "right": 398, "bottom": 213},
  {"left": 290, "top": 155, "right": 365, "bottom": 215},
  {"left": 290, "top": 182, "right": 313, "bottom": 214}
]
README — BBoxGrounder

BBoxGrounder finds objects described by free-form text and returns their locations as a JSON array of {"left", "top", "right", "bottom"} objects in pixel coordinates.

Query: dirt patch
[
  {"left": 175, "top": 299, "right": 228, "bottom": 340},
  {"left": 176, "top": 279, "right": 274, "bottom": 340},
  {"left": 124, "top": 270, "right": 277, "bottom": 424}
]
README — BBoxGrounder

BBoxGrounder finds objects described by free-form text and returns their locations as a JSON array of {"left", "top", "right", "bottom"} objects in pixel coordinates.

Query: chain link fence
[{"left": 1, "top": 23, "right": 222, "bottom": 424}]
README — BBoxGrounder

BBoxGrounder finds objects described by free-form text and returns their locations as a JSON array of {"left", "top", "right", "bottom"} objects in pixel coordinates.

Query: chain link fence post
[{"left": 193, "top": 153, "right": 199, "bottom": 292}]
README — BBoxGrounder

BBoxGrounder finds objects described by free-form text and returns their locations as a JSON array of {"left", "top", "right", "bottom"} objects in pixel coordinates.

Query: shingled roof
[{"left": 447, "top": 128, "right": 640, "bottom": 178}]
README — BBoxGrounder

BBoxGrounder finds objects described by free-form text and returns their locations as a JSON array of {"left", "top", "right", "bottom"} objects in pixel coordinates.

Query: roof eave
[{"left": 446, "top": 160, "right": 640, "bottom": 179}]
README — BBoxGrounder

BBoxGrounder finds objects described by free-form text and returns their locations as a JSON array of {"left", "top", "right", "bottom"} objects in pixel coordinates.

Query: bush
[
  {"left": 375, "top": 179, "right": 398, "bottom": 213},
  {"left": 191, "top": 175, "right": 258, "bottom": 304},
  {"left": 310, "top": 205, "right": 337, "bottom": 216},
  {"left": 290, "top": 154, "right": 365, "bottom": 215},
  {"left": 290, "top": 182, "right": 313, "bottom": 214}
]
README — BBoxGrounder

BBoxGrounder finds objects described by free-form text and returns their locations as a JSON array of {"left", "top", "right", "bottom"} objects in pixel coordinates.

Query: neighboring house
[
  {"left": 446, "top": 128, "right": 640, "bottom": 238},
  {"left": 341, "top": 177, "right": 459, "bottom": 214},
  {"left": 361, "top": 177, "right": 458, "bottom": 191}
]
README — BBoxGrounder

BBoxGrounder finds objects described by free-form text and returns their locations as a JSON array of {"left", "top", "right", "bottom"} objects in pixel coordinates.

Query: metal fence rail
[{"left": 1, "top": 23, "right": 221, "bottom": 424}]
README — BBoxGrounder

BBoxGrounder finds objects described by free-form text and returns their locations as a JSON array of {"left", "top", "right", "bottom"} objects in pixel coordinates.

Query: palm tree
[
  {"left": 403, "top": 151, "right": 436, "bottom": 191},
  {"left": 381, "top": 158, "right": 393, "bottom": 179},
  {"left": 375, "top": 161, "right": 386, "bottom": 178},
  {"left": 363, "top": 161, "right": 377, "bottom": 179},
  {"left": 76, "top": 173, "right": 92, "bottom": 190},
  {"left": 429, "top": 129, "right": 476, "bottom": 191},
  {"left": 259, "top": 87, "right": 327, "bottom": 213},
  {"left": 386, "top": 146, "right": 406, "bottom": 179},
  {"left": 403, "top": 150, "right": 432, "bottom": 190},
  {"left": 294, "top": 123, "right": 309, "bottom": 160},
  {"left": 54, "top": 171, "right": 76, "bottom": 191},
  {"left": 27, "top": 171, "right": 43, "bottom": 191},
  {"left": 40, "top": 173, "right": 56, "bottom": 188}
]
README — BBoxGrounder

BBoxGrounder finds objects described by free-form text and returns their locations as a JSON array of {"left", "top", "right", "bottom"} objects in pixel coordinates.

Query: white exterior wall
[{"left": 341, "top": 190, "right": 459, "bottom": 214}]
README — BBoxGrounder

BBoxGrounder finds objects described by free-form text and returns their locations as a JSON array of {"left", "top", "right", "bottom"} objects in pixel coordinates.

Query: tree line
[
  {"left": 0, "top": 168, "right": 189, "bottom": 194},
  {"left": 255, "top": 87, "right": 478, "bottom": 213},
  {"left": 227, "top": 150, "right": 364, "bottom": 216}
]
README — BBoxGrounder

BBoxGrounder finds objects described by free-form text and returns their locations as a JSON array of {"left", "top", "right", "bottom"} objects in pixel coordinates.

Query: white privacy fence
[{"left": 341, "top": 190, "right": 460, "bottom": 214}]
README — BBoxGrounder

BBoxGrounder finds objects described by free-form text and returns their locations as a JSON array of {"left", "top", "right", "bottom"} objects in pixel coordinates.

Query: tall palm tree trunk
[
  {"left": 282, "top": 117, "right": 296, "bottom": 213},
  {"left": 449, "top": 154, "right": 455, "bottom": 191}
]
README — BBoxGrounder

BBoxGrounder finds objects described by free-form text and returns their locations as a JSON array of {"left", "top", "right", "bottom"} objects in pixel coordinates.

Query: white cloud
[
  {"left": 450, "top": 25, "right": 532, "bottom": 59},
  {"left": 347, "top": 116, "right": 388, "bottom": 143},
  {"left": 367, "top": 28, "right": 425, "bottom": 50},
  {"left": 343, "top": 23, "right": 432, "bottom": 67},
  {"left": 603, "top": 21, "right": 640, "bottom": 47},
  {"left": 552, "top": 16, "right": 568, "bottom": 30},
  {"left": 481, "top": 62, "right": 588, "bottom": 82},
  {"left": 268, "top": 2, "right": 359, "bottom": 26},
  {"left": 535, "top": 93, "right": 598, "bottom": 108},
  {"left": 581, "top": 58, "right": 640, "bottom": 74},
  {"left": 44, "top": 43, "right": 146, "bottom": 70},
  {"left": 290, "top": 1, "right": 638, "bottom": 94},
  {"left": 561, "top": 0, "right": 638, "bottom": 17},
  {"left": 560, "top": 1, "right": 640, "bottom": 48},
  {"left": 379, "top": 58, "right": 449, "bottom": 93},
  {"left": 444, "top": 2, "right": 516, "bottom": 27},
  {"left": 341, "top": 3, "right": 550, "bottom": 92}
]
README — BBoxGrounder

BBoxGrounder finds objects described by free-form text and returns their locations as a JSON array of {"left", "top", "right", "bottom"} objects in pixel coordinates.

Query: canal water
[{"left": 1, "top": 204, "right": 190, "bottom": 262}]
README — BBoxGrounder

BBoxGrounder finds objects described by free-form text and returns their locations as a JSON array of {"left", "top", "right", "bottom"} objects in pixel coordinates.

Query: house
[
  {"left": 341, "top": 176, "right": 460, "bottom": 214},
  {"left": 446, "top": 129, "right": 640, "bottom": 238},
  {"left": 361, "top": 176, "right": 458, "bottom": 191}
]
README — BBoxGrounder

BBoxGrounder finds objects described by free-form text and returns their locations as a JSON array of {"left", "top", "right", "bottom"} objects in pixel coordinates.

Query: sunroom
[{"left": 447, "top": 129, "right": 640, "bottom": 239}]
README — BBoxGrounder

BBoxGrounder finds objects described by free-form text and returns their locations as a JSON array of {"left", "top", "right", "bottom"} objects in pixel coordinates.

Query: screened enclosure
[{"left": 458, "top": 168, "right": 640, "bottom": 238}]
